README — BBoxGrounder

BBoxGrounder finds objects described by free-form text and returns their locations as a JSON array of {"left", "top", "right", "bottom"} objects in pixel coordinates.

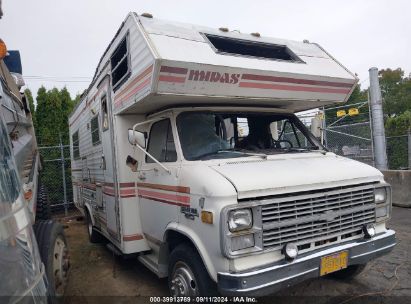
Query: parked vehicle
[
  {"left": 0, "top": 39, "right": 69, "bottom": 302},
  {"left": 69, "top": 12, "right": 396, "bottom": 296}
]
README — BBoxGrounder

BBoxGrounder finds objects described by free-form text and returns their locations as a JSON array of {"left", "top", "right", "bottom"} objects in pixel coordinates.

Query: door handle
[{"left": 138, "top": 172, "right": 146, "bottom": 180}]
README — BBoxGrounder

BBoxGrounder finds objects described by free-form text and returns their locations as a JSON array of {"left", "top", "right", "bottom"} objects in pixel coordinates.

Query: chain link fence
[
  {"left": 300, "top": 101, "right": 410, "bottom": 170},
  {"left": 38, "top": 140, "right": 73, "bottom": 216}
]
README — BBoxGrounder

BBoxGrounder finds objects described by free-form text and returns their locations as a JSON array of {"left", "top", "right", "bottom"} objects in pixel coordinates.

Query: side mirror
[
  {"left": 128, "top": 129, "right": 146, "bottom": 148},
  {"left": 310, "top": 117, "right": 322, "bottom": 138}
]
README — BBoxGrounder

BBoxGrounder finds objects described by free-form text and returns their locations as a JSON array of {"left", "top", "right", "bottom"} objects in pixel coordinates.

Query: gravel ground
[{"left": 60, "top": 207, "right": 410, "bottom": 304}]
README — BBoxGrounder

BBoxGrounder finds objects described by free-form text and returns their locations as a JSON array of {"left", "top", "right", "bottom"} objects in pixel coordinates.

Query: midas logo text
[{"left": 188, "top": 70, "right": 241, "bottom": 84}]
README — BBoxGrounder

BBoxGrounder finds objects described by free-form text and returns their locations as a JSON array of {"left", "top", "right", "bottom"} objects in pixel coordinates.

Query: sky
[{"left": 0, "top": 0, "right": 410, "bottom": 101}]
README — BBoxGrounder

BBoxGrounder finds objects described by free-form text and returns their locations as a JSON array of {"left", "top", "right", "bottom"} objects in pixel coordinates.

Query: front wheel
[{"left": 168, "top": 243, "right": 216, "bottom": 296}]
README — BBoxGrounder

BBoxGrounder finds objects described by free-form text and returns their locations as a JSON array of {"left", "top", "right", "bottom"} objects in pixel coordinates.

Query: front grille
[{"left": 260, "top": 183, "right": 376, "bottom": 251}]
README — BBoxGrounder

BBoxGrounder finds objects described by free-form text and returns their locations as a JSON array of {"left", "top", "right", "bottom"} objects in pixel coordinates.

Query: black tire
[
  {"left": 328, "top": 264, "right": 366, "bottom": 280},
  {"left": 168, "top": 243, "right": 217, "bottom": 296},
  {"left": 36, "top": 183, "right": 51, "bottom": 220},
  {"left": 33, "top": 220, "right": 69, "bottom": 298},
  {"left": 86, "top": 210, "right": 104, "bottom": 243}
]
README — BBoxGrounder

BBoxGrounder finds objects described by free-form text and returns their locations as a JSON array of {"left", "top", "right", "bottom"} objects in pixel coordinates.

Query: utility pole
[
  {"left": 369, "top": 67, "right": 388, "bottom": 171},
  {"left": 59, "top": 134, "right": 68, "bottom": 216}
]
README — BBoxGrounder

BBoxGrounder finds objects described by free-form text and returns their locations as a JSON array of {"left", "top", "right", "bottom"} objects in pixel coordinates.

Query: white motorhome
[{"left": 69, "top": 12, "right": 396, "bottom": 296}]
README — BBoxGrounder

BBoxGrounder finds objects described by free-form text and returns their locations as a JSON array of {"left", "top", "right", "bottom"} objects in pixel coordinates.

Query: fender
[
  {"left": 84, "top": 202, "right": 95, "bottom": 226},
  {"left": 165, "top": 222, "right": 220, "bottom": 282}
]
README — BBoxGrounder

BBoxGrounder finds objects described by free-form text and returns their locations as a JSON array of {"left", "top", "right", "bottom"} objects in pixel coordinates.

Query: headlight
[
  {"left": 228, "top": 209, "right": 252, "bottom": 232},
  {"left": 374, "top": 187, "right": 387, "bottom": 203},
  {"left": 374, "top": 185, "right": 392, "bottom": 222}
]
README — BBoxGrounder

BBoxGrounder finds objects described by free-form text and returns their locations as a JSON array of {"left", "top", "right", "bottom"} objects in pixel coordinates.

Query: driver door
[{"left": 137, "top": 118, "right": 183, "bottom": 243}]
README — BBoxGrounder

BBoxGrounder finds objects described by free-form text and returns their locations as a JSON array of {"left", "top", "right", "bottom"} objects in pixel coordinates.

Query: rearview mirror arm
[{"left": 131, "top": 118, "right": 171, "bottom": 175}]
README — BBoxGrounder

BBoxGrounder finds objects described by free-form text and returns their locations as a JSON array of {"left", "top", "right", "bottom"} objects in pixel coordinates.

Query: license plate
[{"left": 320, "top": 251, "right": 348, "bottom": 276}]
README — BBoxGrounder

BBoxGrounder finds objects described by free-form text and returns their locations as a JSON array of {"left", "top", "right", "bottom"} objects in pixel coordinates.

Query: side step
[{"left": 138, "top": 253, "right": 168, "bottom": 278}]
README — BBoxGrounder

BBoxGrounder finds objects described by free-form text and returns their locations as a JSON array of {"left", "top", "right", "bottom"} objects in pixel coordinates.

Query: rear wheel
[
  {"left": 36, "top": 183, "right": 51, "bottom": 220},
  {"left": 86, "top": 211, "right": 104, "bottom": 243},
  {"left": 329, "top": 264, "right": 366, "bottom": 280},
  {"left": 33, "top": 220, "right": 69, "bottom": 297},
  {"left": 168, "top": 243, "right": 216, "bottom": 296}
]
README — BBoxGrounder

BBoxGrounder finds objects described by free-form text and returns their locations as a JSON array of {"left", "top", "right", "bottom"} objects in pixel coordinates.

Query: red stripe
[
  {"left": 137, "top": 182, "right": 190, "bottom": 194},
  {"left": 160, "top": 66, "right": 188, "bottom": 75},
  {"left": 239, "top": 82, "right": 351, "bottom": 94},
  {"left": 138, "top": 195, "right": 189, "bottom": 207},
  {"left": 241, "top": 74, "right": 354, "bottom": 88},
  {"left": 120, "top": 189, "right": 136, "bottom": 195},
  {"left": 138, "top": 189, "right": 190, "bottom": 204},
  {"left": 115, "top": 78, "right": 151, "bottom": 108},
  {"left": 120, "top": 182, "right": 135, "bottom": 188},
  {"left": 115, "top": 65, "right": 153, "bottom": 100},
  {"left": 123, "top": 234, "right": 144, "bottom": 241},
  {"left": 158, "top": 75, "right": 186, "bottom": 83},
  {"left": 121, "top": 194, "right": 136, "bottom": 198}
]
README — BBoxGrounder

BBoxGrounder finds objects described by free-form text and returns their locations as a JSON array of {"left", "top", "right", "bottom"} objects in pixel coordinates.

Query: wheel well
[{"left": 165, "top": 230, "right": 194, "bottom": 252}]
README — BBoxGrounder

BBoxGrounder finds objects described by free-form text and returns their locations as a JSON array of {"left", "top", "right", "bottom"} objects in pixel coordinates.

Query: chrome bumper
[{"left": 217, "top": 229, "right": 396, "bottom": 296}]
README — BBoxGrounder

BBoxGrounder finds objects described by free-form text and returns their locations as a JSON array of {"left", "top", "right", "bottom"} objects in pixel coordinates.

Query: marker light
[
  {"left": 283, "top": 243, "right": 298, "bottom": 260},
  {"left": 0, "top": 39, "right": 7, "bottom": 60}
]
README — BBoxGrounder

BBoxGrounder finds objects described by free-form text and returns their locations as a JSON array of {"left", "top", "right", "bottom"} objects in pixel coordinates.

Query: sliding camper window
[
  {"left": 110, "top": 34, "right": 130, "bottom": 91},
  {"left": 90, "top": 115, "right": 100, "bottom": 145},
  {"left": 72, "top": 131, "right": 80, "bottom": 159},
  {"left": 145, "top": 119, "right": 177, "bottom": 163},
  {"left": 204, "top": 34, "right": 302, "bottom": 62}
]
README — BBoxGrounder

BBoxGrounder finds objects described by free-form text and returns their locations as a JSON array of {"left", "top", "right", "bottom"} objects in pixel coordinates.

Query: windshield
[{"left": 176, "top": 111, "right": 324, "bottom": 160}]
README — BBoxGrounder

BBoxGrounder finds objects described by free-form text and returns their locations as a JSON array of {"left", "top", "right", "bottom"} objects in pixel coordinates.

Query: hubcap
[
  {"left": 170, "top": 261, "right": 198, "bottom": 296},
  {"left": 52, "top": 236, "right": 69, "bottom": 296}
]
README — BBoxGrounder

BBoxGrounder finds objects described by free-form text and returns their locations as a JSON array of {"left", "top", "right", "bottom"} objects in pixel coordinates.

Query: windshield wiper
[
  {"left": 284, "top": 147, "right": 327, "bottom": 154},
  {"left": 194, "top": 149, "right": 267, "bottom": 160}
]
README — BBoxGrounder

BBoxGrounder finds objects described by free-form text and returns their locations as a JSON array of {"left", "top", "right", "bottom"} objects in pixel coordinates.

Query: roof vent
[
  {"left": 303, "top": 39, "right": 310, "bottom": 43},
  {"left": 219, "top": 27, "right": 229, "bottom": 32},
  {"left": 141, "top": 13, "right": 153, "bottom": 18},
  {"left": 251, "top": 32, "right": 261, "bottom": 37}
]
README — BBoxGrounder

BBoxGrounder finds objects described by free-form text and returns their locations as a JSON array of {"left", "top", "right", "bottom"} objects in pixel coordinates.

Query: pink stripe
[
  {"left": 241, "top": 74, "right": 354, "bottom": 88},
  {"left": 115, "top": 65, "right": 153, "bottom": 101},
  {"left": 238, "top": 81, "right": 351, "bottom": 94},
  {"left": 115, "top": 78, "right": 151, "bottom": 107},
  {"left": 159, "top": 75, "right": 186, "bottom": 83},
  {"left": 120, "top": 189, "right": 136, "bottom": 195},
  {"left": 138, "top": 189, "right": 190, "bottom": 204}
]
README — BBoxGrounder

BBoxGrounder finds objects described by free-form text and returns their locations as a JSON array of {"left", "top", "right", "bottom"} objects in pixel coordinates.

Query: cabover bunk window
[
  {"left": 204, "top": 33, "right": 303, "bottom": 62},
  {"left": 72, "top": 131, "right": 80, "bottom": 159},
  {"left": 111, "top": 34, "right": 130, "bottom": 91}
]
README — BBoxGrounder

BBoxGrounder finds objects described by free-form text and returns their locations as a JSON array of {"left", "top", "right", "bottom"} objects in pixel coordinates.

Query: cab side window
[{"left": 146, "top": 119, "right": 177, "bottom": 163}]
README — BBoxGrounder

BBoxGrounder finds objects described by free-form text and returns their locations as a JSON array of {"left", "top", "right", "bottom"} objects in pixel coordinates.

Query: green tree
[
  {"left": 379, "top": 68, "right": 411, "bottom": 116},
  {"left": 59, "top": 87, "right": 74, "bottom": 144},
  {"left": 24, "top": 88, "right": 37, "bottom": 130}
]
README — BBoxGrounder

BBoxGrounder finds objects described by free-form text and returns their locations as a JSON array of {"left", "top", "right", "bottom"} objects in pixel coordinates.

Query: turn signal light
[
  {"left": 201, "top": 211, "right": 213, "bottom": 224},
  {"left": 0, "top": 39, "right": 7, "bottom": 60}
]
